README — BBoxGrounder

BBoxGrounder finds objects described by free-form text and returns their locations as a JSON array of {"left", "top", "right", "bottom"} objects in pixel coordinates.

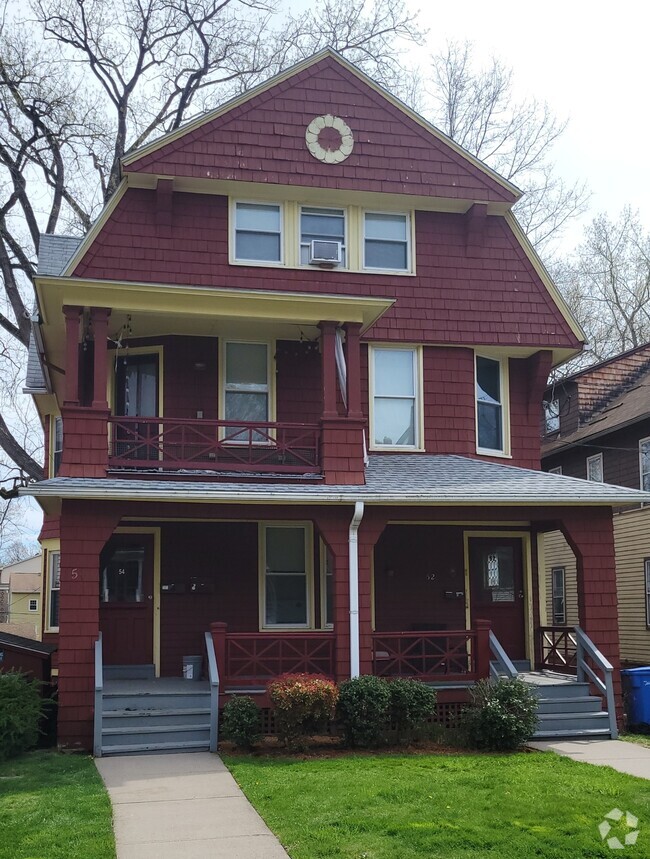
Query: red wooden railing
[
  {"left": 211, "top": 623, "right": 335, "bottom": 686},
  {"left": 372, "top": 623, "right": 491, "bottom": 682},
  {"left": 108, "top": 416, "right": 321, "bottom": 473},
  {"left": 538, "top": 625, "right": 577, "bottom": 673}
]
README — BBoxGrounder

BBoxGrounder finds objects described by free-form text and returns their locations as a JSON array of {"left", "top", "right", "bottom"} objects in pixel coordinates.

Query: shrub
[
  {"left": 337, "top": 675, "right": 391, "bottom": 748},
  {"left": 388, "top": 678, "right": 437, "bottom": 742},
  {"left": 459, "top": 678, "right": 539, "bottom": 751},
  {"left": 0, "top": 671, "right": 44, "bottom": 760},
  {"left": 221, "top": 696, "right": 261, "bottom": 749},
  {"left": 268, "top": 674, "right": 338, "bottom": 750}
]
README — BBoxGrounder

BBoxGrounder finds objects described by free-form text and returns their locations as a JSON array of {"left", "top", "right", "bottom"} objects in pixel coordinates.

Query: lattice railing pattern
[
  {"left": 225, "top": 633, "right": 335, "bottom": 683},
  {"left": 372, "top": 631, "right": 477, "bottom": 680},
  {"left": 538, "top": 626, "right": 578, "bottom": 672}
]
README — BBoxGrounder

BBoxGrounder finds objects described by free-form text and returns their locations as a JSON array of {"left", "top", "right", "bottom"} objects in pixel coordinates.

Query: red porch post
[
  {"left": 63, "top": 305, "right": 82, "bottom": 406},
  {"left": 90, "top": 307, "right": 111, "bottom": 409},
  {"left": 560, "top": 508, "right": 622, "bottom": 724},
  {"left": 343, "top": 322, "right": 363, "bottom": 420},
  {"left": 319, "top": 321, "right": 338, "bottom": 419},
  {"left": 58, "top": 500, "right": 121, "bottom": 751}
]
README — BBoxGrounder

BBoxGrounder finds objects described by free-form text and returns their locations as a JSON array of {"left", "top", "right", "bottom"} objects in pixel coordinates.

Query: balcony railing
[
  {"left": 372, "top": 628, "right": 490, "bottom": 682},
  {"left": 108, "top": 416, "right": 321, "bottom": 473},
  {"left": 538, "top": 625, "right": 577, "bottom": 673}
]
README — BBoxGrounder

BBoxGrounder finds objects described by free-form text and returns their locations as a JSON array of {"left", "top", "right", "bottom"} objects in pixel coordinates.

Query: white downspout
[{"left": 348, "top": 501, "right": 365, "bottom": 678}]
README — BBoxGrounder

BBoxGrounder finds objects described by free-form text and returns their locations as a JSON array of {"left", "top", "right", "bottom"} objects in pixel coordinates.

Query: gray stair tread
[
  {"left": 533, "top": 728, "right": 611, "bottom": 739},
  {"left": 101, "top": 740, "right": 210, "bottom": 755},
  {"left": 536, "top": 696, "right": 598, "bottom": 704},
  {"left": 102, "top": 723, "right": 210, "bottom": 736},
  {"left": 103, "top": 707, "right": 211, "bottom": 718},
  {"left": 103, "top": 690, "right": 210, "bottom": 698},
  {"left": 537, "top": 711, "right": 609, "bottom": 722}
]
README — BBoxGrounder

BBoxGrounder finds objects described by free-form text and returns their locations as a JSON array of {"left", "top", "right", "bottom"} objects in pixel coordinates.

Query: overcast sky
[{"left": 406, "top": 0, "right": 649, "bottom": 248}]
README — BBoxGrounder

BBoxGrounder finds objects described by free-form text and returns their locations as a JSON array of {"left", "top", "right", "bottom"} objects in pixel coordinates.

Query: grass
[
  {"left": 225, "top": 750, "right": 650, "bottom": 858},
  {"left": 622, "top": 733, "right": 650, "bottom": 749},
  {"left": 0, "top": 750, "right": 115, "bottom": 859}
]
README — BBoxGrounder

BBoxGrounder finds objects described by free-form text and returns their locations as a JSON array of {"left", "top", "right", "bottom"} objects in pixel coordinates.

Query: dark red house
[{"left": 23, "top": 50, "right": 649, "bottom": 754}]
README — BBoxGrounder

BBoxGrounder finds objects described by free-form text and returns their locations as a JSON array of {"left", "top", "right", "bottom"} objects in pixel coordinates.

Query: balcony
[{"left": 107, "top": 416, "right": 321, "bottom": 474}]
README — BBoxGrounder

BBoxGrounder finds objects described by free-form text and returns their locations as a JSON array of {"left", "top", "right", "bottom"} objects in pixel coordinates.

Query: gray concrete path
[
  {"left": 95, "top": 753, "right": 290, "bottom": 859},
  {"left": 529, "top": 739, "right": 650, "bottom": 779}
]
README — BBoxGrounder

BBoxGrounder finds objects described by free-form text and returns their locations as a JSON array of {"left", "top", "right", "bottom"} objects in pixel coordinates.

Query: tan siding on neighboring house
[
  {"left": 614, "top": 508, "right": 650, "bottom": 665},
  {"left": 543, "top": 530, "right": 579, "bottom": 626}
]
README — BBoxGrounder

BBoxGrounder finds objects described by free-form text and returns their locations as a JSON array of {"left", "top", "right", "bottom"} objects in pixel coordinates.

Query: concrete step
[
  {"left": 536, "top": 696, "right": 602, "bottom": 714},
  {"left": 103, "top": 664, "right": 155, "bottom": 680},
  {"left": 535, "top": 711, "right": 611, "bottom": 734},
  {"left": 101, "top": 739, "right": 210, "bottom": 756},
  {"left": 102, "top": 691, "right": 211, "bottom": 711},
  {"left": 102, "top": 723, "right": 211, "bottom": 747},
  {"left": 102, "top": 707, "right": 211, "bottom": 728}
]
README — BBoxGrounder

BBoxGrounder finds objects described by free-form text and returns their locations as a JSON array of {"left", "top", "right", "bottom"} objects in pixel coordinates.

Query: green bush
[
  {"left": 388, "top": 678, "right": 437, "bottom": 741},
  {"left": 221, "top": 695, "right": 261, "bottom": 749},
  {"left": 268, "top": 674, "right": 338, "bottom": 750},
  {"left": 337, "top": 675, "right": 391, "bottom": 748},
  {"left": 0, "top": 670, "right": 44, "bottom": 760},
  {"left": 460, "top": 678, "right": 539, "bottom": 751}
]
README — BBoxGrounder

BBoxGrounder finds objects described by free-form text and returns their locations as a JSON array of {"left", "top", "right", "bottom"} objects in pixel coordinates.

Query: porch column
[
  {"left": 560, "top": 508, "right": 622, "bottom": 724},
  {"left": 63, "top": 305, "right": 83, "bottom": 406},
  {"left": 319, "top": 321, "right": 338, "bottom": 419},
  {"left": 90, "top": 307, "right": 111, "bottom": 409},
  {"left": 343, "top": 322, "right": 363, "bottom": 420},
  {"left": 58, "top": 500, "right": 121, "bottom": 751}
]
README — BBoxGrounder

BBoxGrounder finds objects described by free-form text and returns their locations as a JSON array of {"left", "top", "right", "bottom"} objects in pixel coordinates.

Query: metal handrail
[
  {"left": 204, "top": 631, "right": 220, "bottom": 753},
  {"left": 93, "top": 632, "right": 103, "bottom": 757},
  {"left": 575, "top": 625, "right": 618, "bottom": 739},
  {"left": 488, "top": 629, "right": 518, "bottom": 680}
]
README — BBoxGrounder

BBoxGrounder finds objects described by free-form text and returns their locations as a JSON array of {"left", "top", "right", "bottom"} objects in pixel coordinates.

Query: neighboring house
[
  {"left": 20, "top": 49, "right": 650, "bottom": 754},
  {"left": 0, "top": 554, "right": 43, "bottom": 640},
  {"left": 541, "top": 344, "right": 650, "bottom": 667}
]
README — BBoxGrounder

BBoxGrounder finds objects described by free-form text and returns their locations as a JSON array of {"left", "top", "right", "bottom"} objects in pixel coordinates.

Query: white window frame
[
  {"left": 28, "top": 598, "right": 38, "bottom": 612},
  {"left": 548, "top": 466, "right": 563, "bottom": 475},
  {"left": 231, "top": 200, "right": 284, "bottom": 266},
  {"left": 645, "top": 559, "right": 650, "bottom": 628},
  {"left": 260, "top": 522, "right": 313, "bottom": 630},
  {"left": 551, "top": 566, "right": 566, "bottom": 625},
  {"left": 368, "top": 344, "right": 423, "bottom": 451},
  {"left": 544, "top": 398, "right": 560, "bottom": 434},
  {"left": 299, "top": 205, "right": 347, "bottom": 268},
  {"left": 640, "top": 437, "right": 650, "bottom": 491},
  {"left": 220, "top": 340, "right": 274, "bottom": 441},
  {"left": 586, "top": 452, "right": 604, "bottom": 482},
  {"left": 46, "top": 549, "right": 61, "bottom": 632},
  {"left": 475, "top": 354, "right": 510, "bottom": 457},
  {"left": 362, "top": 210, "right": 412, "bottom": 272}
]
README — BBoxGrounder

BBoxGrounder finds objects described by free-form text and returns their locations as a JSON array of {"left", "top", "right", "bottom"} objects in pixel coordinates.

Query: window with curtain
[
  {"left": 224, "top": 342, "right": 269, "bottom": 441},
  {"left": 371, "top": 347, "right": 419, "bottom": 448},
  {"left": 476, "top": 356, "right": 504, "bottom": 452}
]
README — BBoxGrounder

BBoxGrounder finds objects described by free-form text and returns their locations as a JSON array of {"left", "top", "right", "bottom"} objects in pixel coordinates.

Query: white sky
[{"left": 407, "top": 0, "right": 650, "bottom": 247}]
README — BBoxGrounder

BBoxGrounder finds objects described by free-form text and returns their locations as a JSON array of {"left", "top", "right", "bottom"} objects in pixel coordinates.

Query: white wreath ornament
[{"left": 305, "top": 115, "right": 354, "bottom": 164}]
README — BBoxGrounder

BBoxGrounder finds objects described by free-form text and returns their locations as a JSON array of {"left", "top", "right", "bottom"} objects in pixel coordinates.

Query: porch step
[
  {"left": 536, "top": 696, "right": 602, "bottom": 714},
  {"left": 102, "top": 723, "right": 211, "bottom": 748},
  {"left": 103, "top": 707, "right": 211, "bottom": 728},
  {"left": 512, "top": 660, "right": 531, "bottom": 672},
  {"left": 528, "top": 682, "right": 591, "bottom": 699},
  {"left": 103, "top": 664, "right": 155, "bottom": 681},
  {"left": 103, "top": 691, "right": 211, "bottom": 711},
  {"left": 532, "top": 727, "right": 612, "bottom": 740},
  {"left": 100, "top": 739, "right": 210, "bottom": 756},
  {"left": 534, "top": 711, "right": 611, "bottom": 734}
]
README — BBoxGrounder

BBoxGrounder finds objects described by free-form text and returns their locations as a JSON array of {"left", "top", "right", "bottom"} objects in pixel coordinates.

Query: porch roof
[{"left": 22, "top": 454, "right": 650, "bottom": 509}]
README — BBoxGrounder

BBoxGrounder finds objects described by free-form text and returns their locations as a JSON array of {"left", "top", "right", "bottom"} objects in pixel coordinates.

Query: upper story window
[
  {"left": 544, "top": 398, "right": 560, "bottom": 434},
  {"left": 476, "top": 355, "right": 507, "bottom": 454},
  {"left": 363, "top": 212, "right": 410, "bottom": 271},
  {"left": 370, "top": 346, "right": 421, "bottom": 449},
  {"left": 586, "top": 452, "right": 604, "bottom": 482},
  {"left": 640, "top": 438, "right": 650, "bottom": 491},
  {"left": 234, "top": 202, "right": 282, "bottom": 263},
  {"left": 223, "top": 342, "right": 271, "bottom": 440},
  {"left": 548, "top": 466, "right": 563, "bottom": 475},
  {"left": 300, "top": 206, "right": 346, "bottom": 266}
]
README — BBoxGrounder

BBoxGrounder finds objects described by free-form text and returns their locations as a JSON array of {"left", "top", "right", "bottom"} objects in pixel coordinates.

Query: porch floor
[{"left": 519, "top": 671, "right": 577, "bottom": 686}]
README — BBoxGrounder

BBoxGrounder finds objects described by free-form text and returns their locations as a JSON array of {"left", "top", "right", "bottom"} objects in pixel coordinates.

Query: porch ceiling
[{"left": 22, "top": 454, "right": 650, "bottom": 514}]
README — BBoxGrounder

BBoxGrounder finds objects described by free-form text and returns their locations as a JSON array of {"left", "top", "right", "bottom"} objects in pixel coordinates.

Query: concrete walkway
[
  {"left": 95, "top": 753, "right": 290, "bottom": 859},
  {"left": 529, "top": 739, "right": 650, "bottom": 779}
]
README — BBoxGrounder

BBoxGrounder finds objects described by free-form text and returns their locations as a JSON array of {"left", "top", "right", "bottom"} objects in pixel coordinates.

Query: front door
[
  {"left": 99, "top": 535, "right": 154, "bottom": 665},
  {"left": 468, "top": 537, "right": 526, "bottom": 660}
]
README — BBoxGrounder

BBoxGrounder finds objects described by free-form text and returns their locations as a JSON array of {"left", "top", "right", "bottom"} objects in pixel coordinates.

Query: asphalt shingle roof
[
  {"left": 21, "top": 455, "right": 650, "bottom": 506},
  {"left": 23, "top": 335, "right": 47, "bottom": 392},
  {"left": 37, "top": 234, "right": 83, "bottom": 276}
]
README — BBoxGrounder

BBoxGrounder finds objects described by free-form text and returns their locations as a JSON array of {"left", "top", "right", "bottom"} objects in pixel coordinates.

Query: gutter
[{"left": 348, "top": 501, "right": 364, "bottom": 678}]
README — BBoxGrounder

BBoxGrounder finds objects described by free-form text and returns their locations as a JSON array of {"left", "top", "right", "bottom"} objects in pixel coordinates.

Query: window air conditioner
[{"left": 308, "top": 240, "right": 342, "bottom": 266}]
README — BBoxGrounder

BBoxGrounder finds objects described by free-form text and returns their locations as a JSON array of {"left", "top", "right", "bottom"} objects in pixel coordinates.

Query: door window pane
[
  {"left": 364, "top": 213, "right": 409, "bottom": 270},
  {"left": 264, "top": 527, "right": 308, "bottom": 626},
  {"left": 300, "top": 207, "right": 345, "bottom": 265},
  {"left": 101, "top": 547, "right": 145, "bottom": 604},
  {"left": 480, "top": 546, "right": 515, "bottom": 602},
  {"left": 235, "top": 203, "right": 281, "bottom": 262},
  {"left": 476, "top": 356, "right": 503, "bottom": 451},
  {"left": 372, "top": 348, "right": 418, "bottom": 448}
]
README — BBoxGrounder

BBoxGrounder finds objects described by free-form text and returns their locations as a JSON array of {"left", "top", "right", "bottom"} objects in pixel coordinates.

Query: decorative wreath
[{"left": 305, "top": 115, "right": 354, "bottom": 164}]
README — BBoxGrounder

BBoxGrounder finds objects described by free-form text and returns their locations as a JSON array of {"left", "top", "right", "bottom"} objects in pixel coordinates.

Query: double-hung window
[
  {"left": 363, "top": 212, "right": 410, "bottom": 271},
  {"left": 551, "top": 566, "right": 566, "bottom": 625},
  {"left": 262, "top": 524, "right": 311, "bottom": 628},
  {"left": 48, "top": 550, "right": 61, "bottom": 630},
  {"left": 300, "top": 206, "right": 346, "bottom": 265},
  {"left": 586, "top": 453, "right": 604, "bottom": 482},
  {"left": 29, "top": 598, "right": 38, "bottom": 612},
  {"left": 371, "top": 347, "right": 420, "bottom": 448},
  {"left": 52, "top": 416, "right": 63, "bottom": 476},
  {"left": 476, "top": 356, "right": 506, "bottom": 453},
  {"left": 544, "top": 399, "right": 560, "bottom": 434},
  {"left": 640, "top": 438, "right": 650, "bottom": 491},
  {"left": 223, "top": 342, "right": 270, "bottom": 442},
  {"left": 234, "top": 202, "right": 282, "bottom": 263}
]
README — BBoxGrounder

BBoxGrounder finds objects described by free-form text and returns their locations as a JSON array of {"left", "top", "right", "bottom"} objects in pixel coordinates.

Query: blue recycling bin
[{"left": 621, "top": 667, "right": 650, "bottom": 726}]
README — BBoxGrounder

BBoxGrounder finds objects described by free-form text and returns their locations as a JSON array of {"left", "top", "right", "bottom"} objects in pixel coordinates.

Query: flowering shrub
[{"left": 267, "top": 673, "right": 338, "bottom": 749}]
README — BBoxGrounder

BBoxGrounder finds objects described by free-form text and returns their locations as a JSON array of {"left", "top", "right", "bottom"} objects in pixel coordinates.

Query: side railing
[
  {"left": 576, "top": 625, "right": 618, "bottom": 739},
  {"left": 204, "top": 631, "right": 220, "bottom": 752},
  {"left": 489, "top": 629, "right": 518, "bottom": 680},
  {"left": 538, "top": 625, "right": 578, "bottom": 672},
  {"left": 93, "top": 633, "right": 103, "bottom": 757}
]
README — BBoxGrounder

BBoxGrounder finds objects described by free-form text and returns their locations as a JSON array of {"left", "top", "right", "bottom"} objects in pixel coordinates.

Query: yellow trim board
[{"left": 121, "top": 49, "right": 520, "bottom": 202}]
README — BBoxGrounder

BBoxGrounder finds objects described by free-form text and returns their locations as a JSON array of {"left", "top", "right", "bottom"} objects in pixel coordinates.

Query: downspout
[{"left": 349, "top": 501, "right": 365, "bottom": 678}]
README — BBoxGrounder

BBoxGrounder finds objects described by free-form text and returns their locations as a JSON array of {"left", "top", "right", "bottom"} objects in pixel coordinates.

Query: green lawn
[
  {"left": 622, "top": 733, "right": 650, "bottom": 750},
  {"left": 225, "top": 751, "right": 650, "bottom": 858},
  {"left": 0, "top": 750, "right": 115, "bottom": 859}
]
